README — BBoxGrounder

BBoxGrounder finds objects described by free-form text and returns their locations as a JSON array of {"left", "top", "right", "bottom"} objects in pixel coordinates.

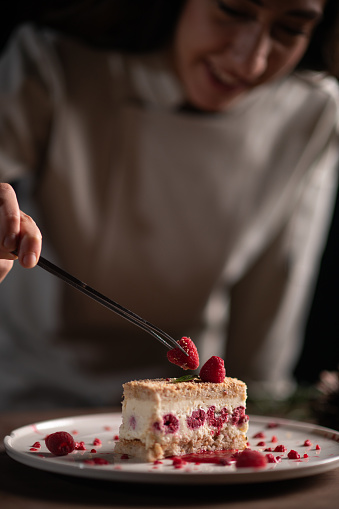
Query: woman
[{"left": 0, "top": 0, "right": 338, "bottom": 409}]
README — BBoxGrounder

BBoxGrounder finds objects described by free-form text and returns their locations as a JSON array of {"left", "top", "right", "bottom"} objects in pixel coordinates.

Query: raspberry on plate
[
  {"left": 200, "top": 356, "right": 226, "bottom": 383},
  {"left": 235, "top": 449, "right": 268, "bottom": 469},
  {"left": 167, "top": 337, "right": 199, "bottom": 370},
  {"left": 45, "top": 431, "right": 75, "bottom": 456}
]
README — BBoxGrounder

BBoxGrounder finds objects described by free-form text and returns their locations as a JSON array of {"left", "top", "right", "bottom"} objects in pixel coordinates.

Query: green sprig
[{"left": 169, "top": 374, "right": 199, "bottom": 383}]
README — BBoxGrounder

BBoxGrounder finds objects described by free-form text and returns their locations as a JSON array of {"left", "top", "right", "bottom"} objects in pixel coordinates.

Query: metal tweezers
[{"left": 19, "top": 252, "right": 187, "bottom": 355}]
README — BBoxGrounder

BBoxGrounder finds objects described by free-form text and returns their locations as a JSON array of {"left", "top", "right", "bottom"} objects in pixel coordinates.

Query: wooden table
[{"left": 1, "top": 407, "right": 338, "bottom": 509}]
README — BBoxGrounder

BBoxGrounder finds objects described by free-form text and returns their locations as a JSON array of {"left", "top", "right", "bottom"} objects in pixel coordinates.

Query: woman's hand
[{"left": 0, "top": 183, "right": 42, "bottom": 283}]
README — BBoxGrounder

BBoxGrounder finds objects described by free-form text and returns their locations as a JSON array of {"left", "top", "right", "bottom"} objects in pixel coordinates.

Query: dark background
[{"left": 0, "top": 0, "right": 338, "bottom": 386}]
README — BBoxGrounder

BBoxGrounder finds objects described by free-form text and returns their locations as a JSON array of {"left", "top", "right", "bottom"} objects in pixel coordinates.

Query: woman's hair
[
  {"left": 13, "top": 0, "right": 339, "bottom": 77},
  {"left": 31, "top": 0, "right": 184, "bottom": 51},
  {"left": 297, "top": 0, "right": 339, "bottom": 76}
]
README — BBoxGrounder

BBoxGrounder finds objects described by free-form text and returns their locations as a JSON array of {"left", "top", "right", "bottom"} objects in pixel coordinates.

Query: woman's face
[{"left": 171, "top": 0, "right": 327, "bottom": 111}]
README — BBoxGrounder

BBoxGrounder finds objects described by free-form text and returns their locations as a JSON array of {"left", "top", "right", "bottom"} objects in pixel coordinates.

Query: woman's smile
[
  {"left": 170, "top": 0, "right": 326, "bottom": 112},
  {"left": 206, "top": 59, "right": 248, "bottom": 93}
]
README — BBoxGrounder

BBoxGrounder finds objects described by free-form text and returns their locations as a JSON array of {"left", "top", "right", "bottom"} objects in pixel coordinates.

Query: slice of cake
[{"left": 114, "top": 377, "right": 249, "bottom": 462}]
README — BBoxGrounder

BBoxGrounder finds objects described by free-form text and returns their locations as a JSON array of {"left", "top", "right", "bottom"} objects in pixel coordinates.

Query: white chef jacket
[{"left": 0, "top": 24, "right": 338, "bottom": 409}]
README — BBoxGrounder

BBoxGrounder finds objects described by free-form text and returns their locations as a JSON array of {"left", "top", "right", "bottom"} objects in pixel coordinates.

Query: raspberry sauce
[{"left": 171, "top": 450, "right": 238, "bottom": 466}]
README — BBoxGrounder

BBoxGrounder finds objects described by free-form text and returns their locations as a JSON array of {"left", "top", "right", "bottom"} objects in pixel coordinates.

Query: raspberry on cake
[
  {"left": 114, "top": 377, "right": 249, "bottom": 462},
  {"left": 200, "top": 356, "right": 226, "bottom": 383},
  {"left": 167, "top": 337, "right": 199, "bottom": 370}
]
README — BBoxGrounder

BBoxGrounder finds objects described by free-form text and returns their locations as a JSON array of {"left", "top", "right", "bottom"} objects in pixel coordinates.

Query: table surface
[{"left": 1, "top": 407, "right": 338, "bottom": 509}]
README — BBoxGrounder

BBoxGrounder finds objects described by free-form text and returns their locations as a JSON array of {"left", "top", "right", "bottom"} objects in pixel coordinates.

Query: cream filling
[{"left": 119, "top": 396, "right": 247, "bottom": 446}]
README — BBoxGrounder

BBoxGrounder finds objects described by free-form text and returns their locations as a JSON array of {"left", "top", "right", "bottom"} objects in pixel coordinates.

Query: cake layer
[
  {"left": 114, "top": 378, "right": 249, "bottom": 461},
  {"left": 122, "top": 377, "right": 247, "bottom": 401}
]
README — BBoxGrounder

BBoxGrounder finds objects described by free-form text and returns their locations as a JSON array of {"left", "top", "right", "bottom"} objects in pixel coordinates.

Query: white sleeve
[
  {"left": 225, "top": 140, "right": 339, "bottom": 399},
  {"left": 0, "top": 24, "right": 61, "bottom": 182}
]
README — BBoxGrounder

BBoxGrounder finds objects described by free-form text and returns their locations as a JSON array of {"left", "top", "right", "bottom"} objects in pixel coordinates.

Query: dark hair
[
  {"left": 32, "top": 0, "right": 184, "bottom": 51},
  {"left": 297, "top": 0, "right": 339, "bottom": 76},
  {"left": 19, "top": 0, "right": 339, "bottom": 77}
]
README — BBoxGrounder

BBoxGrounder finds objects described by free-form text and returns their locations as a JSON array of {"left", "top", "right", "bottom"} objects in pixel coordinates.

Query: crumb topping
[{"left": 122, "top": 377, "right": 246, "bottom": 401}]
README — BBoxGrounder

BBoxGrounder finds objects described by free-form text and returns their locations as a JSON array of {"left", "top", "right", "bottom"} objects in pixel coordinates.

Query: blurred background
[{"left": 0, "top": 0, "right": 338, "bottom": 427}]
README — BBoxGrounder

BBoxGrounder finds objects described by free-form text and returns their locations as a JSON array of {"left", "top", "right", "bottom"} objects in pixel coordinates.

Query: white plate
[{"left": 4, "top": 412, "right": 339, "bottom": 484}]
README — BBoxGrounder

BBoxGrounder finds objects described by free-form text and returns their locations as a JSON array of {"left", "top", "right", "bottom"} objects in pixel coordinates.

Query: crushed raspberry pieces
[
  {"left": 235, "top": 449, "right": 268, "bottom": 469},
  {"left": 163, "top": 414, "right": 179, "bottom": 434},
  {"left": 267, "top": 422, "right": 280, "bottom": 428},
  {"left": 84, "top": 458, "right": 110, "bottom": 465},
  {"left": 274, "top": 444, "right": 287, "bottom": 453},
  {"left": 303, "top": 439, "right": 312, "bottom": 447},
  {"left": 271, "top": 435, "right": 278, "bottom": 443},
  {"left": 32, "top": 441, "right": 41, "bottom": 448},
  {"left": 200, "top": 356, "right": 226, "bottom": 383},
  {"left": 113, "top": 435, "right": 119, "bottom": 441},
  {"left": 186, "top": 409, "right": 206, "bottom": 429},
  {"left": 257, "top": 441, "right": 266, "bottom": 447},
  {"left": 75, "top": 441, "right": 86, "bottom": 451},
  {"left": 93, "top": 438, "right": 102, "bottom": 446},
  {"left": 266, "top": 453, "right": 281, "bottom": 464},
  {"left": 167, "top": 337, "right": 199, "bottom": 370},
  {"left": 253, "top": 431, "right": 265, "bottom": 439},
  {"left": 172, "top": 457, "right": 187, "bottom": 469},
  {"left": 304, "top": 453, "right": 309, "bottom": 459},
  {"left": 316, "top": 444, "right": 321, "bottom": 451},
  {"left": 45, "top": 431, "right": 75, "bottom": 456},
  {"left": 288, "top": 450, "right": 300, "bottom": 460}
]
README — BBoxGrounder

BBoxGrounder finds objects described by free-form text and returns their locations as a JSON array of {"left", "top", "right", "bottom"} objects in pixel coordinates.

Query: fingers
[
  {"left": 17, "top": 210, "right": 42, "bottom": 267},
  {"left": 0, "top": 183, "right": 42, "bottom": 270},
  {"left": 0, "top": 259, "right": 14, "bottom": 283},
  {"left": 0, "top": 182, "right": 20, "bottom": 256}
]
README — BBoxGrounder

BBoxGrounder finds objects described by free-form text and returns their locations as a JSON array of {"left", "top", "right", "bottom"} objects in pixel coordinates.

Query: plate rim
[{"left": 4, "top": 412, "right": 339, "bottom": 485}]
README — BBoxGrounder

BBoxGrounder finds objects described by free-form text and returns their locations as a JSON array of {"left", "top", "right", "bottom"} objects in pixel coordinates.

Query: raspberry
[
  {"left": 186, "top": 409, "right": 206, "bottom": 429},
  {"left": 167, "top": 337, "right": 199, "bottom": 370},
  {"left": 163, "top": 413, "right": 179, "bottom": 434},
  {"left": 288, "top": 450, "right": 300, "bottom": 460},
  {"left": 235, "top": 449, "right": 268, "bottom": 469},
  {"left": 206, "top": 406, "right": 228, "bottom": 430},
  {"left": 45, "top": 431, "right": 75, "bottom": 456},
  {"left": 199, "top": 356, "right": 226, "bottom": 383},
  {"left": 129, "top": 416, "right": 136, "bottom": 430},
  {"left": 231, "top": 406, "right": 248, "bottom": 426},
  {"left": 274, "top": 444, "right": 287, "bottom": 453}
]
